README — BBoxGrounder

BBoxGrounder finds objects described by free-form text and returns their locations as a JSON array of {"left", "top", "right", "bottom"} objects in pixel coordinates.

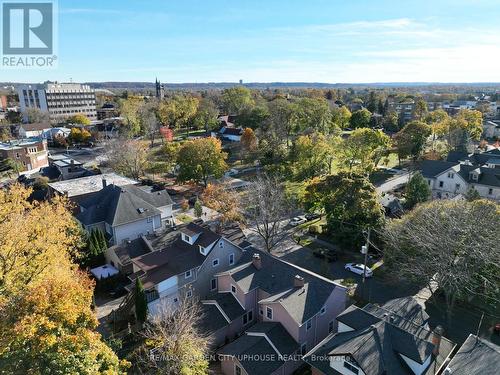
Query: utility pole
[{"left": 361, "top": 228, "right": 371, "bottom": 299}]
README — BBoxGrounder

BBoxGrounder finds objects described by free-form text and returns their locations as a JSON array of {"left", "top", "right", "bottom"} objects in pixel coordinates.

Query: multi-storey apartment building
[{"left": 17, "top": 82, "right": 97, "bottom": 122}]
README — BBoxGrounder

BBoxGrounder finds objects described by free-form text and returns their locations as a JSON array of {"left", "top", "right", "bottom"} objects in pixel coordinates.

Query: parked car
[
  {"left": 313, "top": 248, "right": 338, "bottom": 262},
  {"left": 305, "top": 213, "right": 320, "bottom": 221},
  {"left": 290, "top": 216, "right": 307, "bottom": 226},
  {"left": 345, "top": 263, "right": 373, "bottom": 277}
]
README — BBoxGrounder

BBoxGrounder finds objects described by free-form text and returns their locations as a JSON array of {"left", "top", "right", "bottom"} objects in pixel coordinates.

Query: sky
[{"left": 2, "top": 0, "right": 500, "bottom": 83}]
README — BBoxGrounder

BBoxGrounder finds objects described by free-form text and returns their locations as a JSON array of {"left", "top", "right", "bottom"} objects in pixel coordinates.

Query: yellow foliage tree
[{"left": 0, "top": 184, "right": 127, "bottom": 373}]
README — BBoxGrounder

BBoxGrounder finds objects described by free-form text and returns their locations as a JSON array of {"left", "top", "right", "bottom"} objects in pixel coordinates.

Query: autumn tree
[
  {"left": 118, "top": 95, "right": 144, "bottom": 136},
  {"left": 240, "top": 127, "right": 257, "bottom": 161},
  {"left": 349, "top": 108, "right": 372, "bottom": 129},
  {"left": 413, "top": 99, "right": 428, "bottom": 121},
  {"left": 0, "top": 184, "right": 126, "bottom": 373},
  {"left": 202, "top": 183, "right": 243, "bottom": 227},
  {"left": 404, "top": 172, "right": 431, "bottom": 209},
  {"left": 68, "top": 127, "right": 92, "bottom": 144},
  {"left": 393, "top": 120, "right": 431, "bottom": 162},
  {"left": 331, "top": 106, "right": 351, "bottom": 129},
  {"left": 295, "top": 97, "right": 333, "bottom": 134},
  {"left": 304, "top": 172, "right": 384, "bottom": 249},
  {"left": 192, "top": 97, "right": 219, "bottom": 131},
  {"left": 384, "top": 200, "right": 500, "bottom": 324},
  {"left": 221, "top": 86, "right": 254, "bottom": 115},
  {"left": 138, "top": 99, "right": 160, "bottom": 147},
  {"left": 337, "top": 128, "right": 391, "bottom": 173},
  {"left": 267, "top": 98, "right": 298, "bottom": 147},
  {"left": 176, "top": 138, "right": 228, "bottom": 186},
  {"left": 67, "top": 113, "right": 91, "bottom": 125},
  {"left": 235, "top": 105, "right": 269, "bottom": 129},
  {"left": 158, "top": 95, "right": 199, "bottom": 137},
  {"left": 290, "top": 133, "right": 337, "bottom": 180},
  {"left": 135, "top": 296, "right": 210, "bottom": 375},
  {"left": 106, "top": 138, "right": 150, "bottom": 179}
]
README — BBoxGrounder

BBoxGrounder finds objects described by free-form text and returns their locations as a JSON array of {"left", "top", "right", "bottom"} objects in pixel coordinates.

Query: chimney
[
  {"left": 432, "top": 325, "right": 444, "bottom": 355},
  {"left": 252, "top": 253, "right": 261, "bottom": 270},
  {"left": 294, "top": 275, "right": 305, "bottom": 288},
  {"left": 102, "top": 178, "right": 107, "bottom": 188}
]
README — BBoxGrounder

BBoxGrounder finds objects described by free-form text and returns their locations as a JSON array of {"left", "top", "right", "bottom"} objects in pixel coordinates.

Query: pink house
[{"left": 204, "top": 249, "right": 348, "bottom": 375}]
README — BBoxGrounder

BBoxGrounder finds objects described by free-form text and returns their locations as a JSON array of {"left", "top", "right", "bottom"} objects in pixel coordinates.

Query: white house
[
  {"left": 18, "top": 122, "right": 50, "bottom": 138},
  {"left": 421, "top": 152, "right": 500, "bottom": 201},
  {"left": 75, "top": 183, "right": 173, "bottom": 245}
]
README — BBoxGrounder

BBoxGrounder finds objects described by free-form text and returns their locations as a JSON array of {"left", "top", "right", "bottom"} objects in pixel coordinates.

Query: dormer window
[
  {"left": 343, "top": 356, "right": 360, "bottom": 375},
  {"left": 470, "top": 173, "right": 478, "bottom": 181},
  {"left": 182, "top": 233, "right": 191, "bottom": 244},
  {"left": 199, "top": 245, "right": 209, "bottom": 256}
]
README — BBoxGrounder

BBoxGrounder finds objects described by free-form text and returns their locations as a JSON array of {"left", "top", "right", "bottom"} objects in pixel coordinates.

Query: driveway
[{"left": 375, "top": 172, "right": 410, "bottom": 194}]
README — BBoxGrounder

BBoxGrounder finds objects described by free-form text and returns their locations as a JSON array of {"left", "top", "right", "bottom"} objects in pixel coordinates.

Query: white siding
[{"left": 113, "top": 215, "right": 159, "bottom": 244}]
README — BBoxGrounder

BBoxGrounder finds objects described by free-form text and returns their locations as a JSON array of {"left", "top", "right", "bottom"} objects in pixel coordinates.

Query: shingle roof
[
  {"left": 445, "top": 334, "right": 500, "bottom": 375},
  {"left": 420, "top": 160, "right": 457, "bottom": 179},
  {"left": 110, "top": 237, "right": 153, "bottom": 265},
  {"left": 218, "top": 322, "right": 298, "bottom": 375},
  {"left": 457, "top": 164, "right": 500, "bottom": 188},
  {"left": 20, "top": 122, "right": 50, "bottom": 131},
  {"left": 224, "top": 248, "right": 345, "bottom": 324},
  {"left": 203, "top": 292, "right": 245, "bottom": 322},
  {"left": 305, "top": 300, "right": 455, "bottom": 375},
  {"left": 131, "top": 237, "right": 206, "bottom": 289},
  {"left": 197, "top": 303, "right": 229, "bottom": 335},
  {"left": 77, "top": 184, "right": 160, "bottom": 226}
]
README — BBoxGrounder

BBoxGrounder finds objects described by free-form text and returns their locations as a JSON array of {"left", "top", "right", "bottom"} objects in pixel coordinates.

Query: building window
[
  {"left": 185, "top": 270, "right": 192, "bottom": 279},
  {"left": 259, "top": 308, "right": 263, "bottom": 316},
  {"left": 266, "top": 306, "right": 273, "bottom": 320},
  {"left": 147, "top": 217, "right": 153, "bottom": 223},
  {"left": 489, "top": 188, "right": 493, "bottom": 195},
  {"left": 210, "top": 278, "right": 217, "bottom": 291},
  {"left": 186, "top": 290, "right": 193, "bottom": 298},
  {"left": 301, "top": 343, "right": 307, "bottom": 356},
  {"left": 328, "top": 321, "right": 334, "bottom": 333},
  {"left": 343, "top": 357, "right": 360, "bottom": 375},
  {"left": 219, "top": 241, "right": 224, "bottom": 248},
  {"left": 173, "top": 297, "right": 179, "bottom": 303},
  {"left": 235, "top": 364, "right": 242, "bottom": 375},
  {"left": 439, "top": 181, "right": 444, "bottom": 188},
  {"left": 231, "top": 285, "right": 237, "bottom": 294},
  {"left": 212, "top": 258, "right": 219, "bottom": 267},
  {"left": 448, "top": 172, "right": 454, "bottom": 178},
  {"left": 428, "top": 180, "right": 431, "bottom": 185},
  {"left": 306, "top": 319, "right": 312, "bottom": 331},
  {"left": 229, "top": 253, "right": 235, "bottom": 265},
  {"left": 243, "top": 310, "right": 253, "bottom": 325},
  {"left": 320, "top": 306, "right": 326, "bottom": 315}
]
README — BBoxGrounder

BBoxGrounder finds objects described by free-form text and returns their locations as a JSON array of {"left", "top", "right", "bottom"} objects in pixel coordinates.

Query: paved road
[{"left": 375, "top": 172, "right": 410, "bottom": 194}]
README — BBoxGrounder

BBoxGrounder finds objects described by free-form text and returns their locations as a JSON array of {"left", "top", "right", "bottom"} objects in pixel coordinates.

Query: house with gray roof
[
  {"left": 444, "top": 334, "right": 499, "bottom": 375},
  {"left": 304, "top": 298, "right": 455, "bottom": 375},
  {"left": 75, "top": 183, "right": 173, "bottom": 245},
  {"left": 125, "top": 222, "right": 247, "bottom": 317},
  {"left": 420, "top": 149, "right": 500, "bottom": 201},
  {"left": 214, "top": 249, "right": 348, "bottom": 375}
]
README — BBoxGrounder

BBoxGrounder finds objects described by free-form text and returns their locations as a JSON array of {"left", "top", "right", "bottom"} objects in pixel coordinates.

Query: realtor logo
[
  {"left": 1, "top": 1, "right": 57, "bottom": 67},
  {"left": 2, "top": 2, "right": 53, "bottom": 54}
]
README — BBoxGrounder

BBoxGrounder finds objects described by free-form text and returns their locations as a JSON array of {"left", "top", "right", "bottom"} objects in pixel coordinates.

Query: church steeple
[{"left": 155, "top": 78, "right": 164, "bottom": 99}]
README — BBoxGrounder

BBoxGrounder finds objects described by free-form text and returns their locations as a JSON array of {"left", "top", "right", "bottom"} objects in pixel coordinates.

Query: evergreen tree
[
  {"left": 404, "top": 172, "right": 431, "bottom": 209},
  {"left": 135, "top": 278, "right": 148, "bottom": 323},
  {"left": 465, "top": 187, "right": 481, "bottom": 201},
  {"left": 194, "top": 199, "right": 203, "bottom": 218}
]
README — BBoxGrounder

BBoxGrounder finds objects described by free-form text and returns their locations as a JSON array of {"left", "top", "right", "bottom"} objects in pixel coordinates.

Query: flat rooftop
[{"left": 48, "top": 172, "right": 137, "bottom": 197}]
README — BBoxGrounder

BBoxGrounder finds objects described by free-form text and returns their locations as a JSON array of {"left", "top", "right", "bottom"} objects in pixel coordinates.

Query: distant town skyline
[{"left": 2, "top": 0, "right": 500, "bottom": 83}]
